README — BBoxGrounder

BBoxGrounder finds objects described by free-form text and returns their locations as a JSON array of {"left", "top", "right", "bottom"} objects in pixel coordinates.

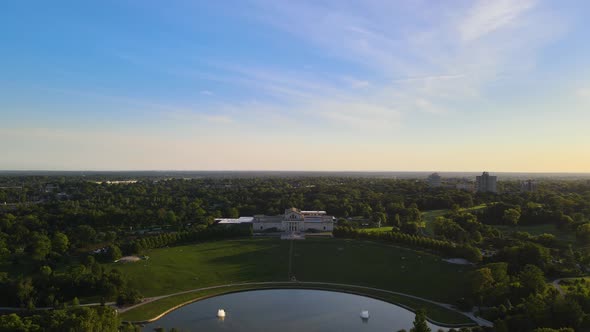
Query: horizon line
[{"left": 1, "top": 169, "right": 590, "bottom": 174}]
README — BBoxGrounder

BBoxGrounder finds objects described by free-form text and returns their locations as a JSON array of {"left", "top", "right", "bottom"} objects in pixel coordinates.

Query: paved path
[{"left": 550, "top": 276, "right": 589, "bottom": 295}]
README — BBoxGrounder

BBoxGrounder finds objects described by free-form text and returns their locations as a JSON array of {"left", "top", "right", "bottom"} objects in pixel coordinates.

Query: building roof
[
  {"left": 216, "top": 216, "right": 254, "bottom": 224},
  {"left": 301, "top": 210, "right": 327, "bottom": 215}
]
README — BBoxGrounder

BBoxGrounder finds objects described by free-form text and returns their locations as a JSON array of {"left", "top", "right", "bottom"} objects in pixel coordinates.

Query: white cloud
[
  {"left": 200, "top": 90, "right": 214, "bottom": 95},
  {"left": 109, "top": 0, "right": 564, "bottom": 132},
  {"left": 235, "top": 0, "right": 561, "bottom": 128},
  {"left": 458, "top": 0, "right": 537, "bottom": 42}
]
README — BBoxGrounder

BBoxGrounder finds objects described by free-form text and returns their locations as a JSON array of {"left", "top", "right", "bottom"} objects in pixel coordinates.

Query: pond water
[{"left": 142, "top": 289, "right": 450, "bottom": 331}]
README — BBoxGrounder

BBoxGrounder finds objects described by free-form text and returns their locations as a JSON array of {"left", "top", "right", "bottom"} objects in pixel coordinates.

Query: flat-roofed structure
[
  {"left": 427, "top": 173, "right": 442, "bottom": 187},
  {"left": 476, "top": 171, "right": 497, "bottom": 193},
  {"left": 253, "top": 207, "right": 334, "bottom": 232},
  {"left": 215, "top": 216, "right": 254, "bottom": 225}
]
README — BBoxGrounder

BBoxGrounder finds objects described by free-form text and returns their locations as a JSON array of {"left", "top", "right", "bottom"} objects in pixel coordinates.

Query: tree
[
  {"left": 52, "top": 232, "right": 70, "bottom": 254},
  {"left": 75, "top": 225, "right": 97, "bottom": 244},
  {"left": 401, "top": 222, "right": 420, "bottom": 235},
  {"left": 407, "top": 207, "right": 422, "bottom": 223},
  {"left": 0, "top": 313, "right": 36, "bottom": 332},
  {"left": 371, "top": 212, "right": 387, "bottom": 227},
  {"left": 517, "top": 264, "right": 546, "bottom": 297},
  {"left": 503, "top": 208, "right": 521, "bottom": 226},
  {"left": 40, "top": 265, "right": 52, "bottom": 277},
  {"left": 533, "top": 328, "right": 575, "bottom": 332},
  {"left": 16, "top": 277, "right": 35, "bottom": 308},
  {"left": 393, "top": 214, "right": 401, "bottom": 228},
  {"left": 29, "top": 233, "right": 51, "bottom": 261},
  {"left": 576, "top": 223, "right": 590, "bottom": 244},
  {"left": 557, "top": 214, "right": 574, "bottom": 230},
  {"left": 410, "top": 309, "right": 431, "bottom": 332},
  {"left": 470, "top": 268, "right": 494, "bottom": 303},
  {"left": 106, "top": 245, "right": 122, "bottom": 261}
]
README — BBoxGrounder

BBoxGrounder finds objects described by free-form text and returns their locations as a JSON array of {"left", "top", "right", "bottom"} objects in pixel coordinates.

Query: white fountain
[
  {"left": 217, "top": 309, "right": 226, "bottom": 318},
  {"left": 360, "top": 310, "right": 369, "bottom": 319}
]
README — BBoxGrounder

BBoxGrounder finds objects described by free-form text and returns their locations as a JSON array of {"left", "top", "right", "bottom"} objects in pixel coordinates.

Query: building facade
[
  {"left": 427, "top": 173, "right": 442, "bottom": 187},
  {"left": 253, "top": 208, "right": 334, "bottom": 232},
  {"left": 476, "top": 172, "right": 497, "bottom": 193},
  {"left": 520, "top": 179, "right": 537, "bottom": 192}
]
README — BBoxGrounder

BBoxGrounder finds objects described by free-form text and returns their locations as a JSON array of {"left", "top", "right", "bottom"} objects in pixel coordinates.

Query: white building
[
  {"left": 215, "top": 216, "right": 254, "bottom": 225},
  {"left": 253, "top": 208, "right": 334, "bottom": 233}
]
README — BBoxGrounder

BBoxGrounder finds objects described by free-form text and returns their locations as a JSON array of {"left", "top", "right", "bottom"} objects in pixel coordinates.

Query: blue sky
[{"left": 1, "top": 0, "right": 589, "bottom": 171}]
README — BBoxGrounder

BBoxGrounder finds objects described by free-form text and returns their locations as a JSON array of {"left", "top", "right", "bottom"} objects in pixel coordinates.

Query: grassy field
[
  {"left": 113, "top": 238, "right": 475, "bottom": 325},
  {"left": 111, "top": 238, "right": 290, "bottom": 297},
  {"left": 292, "top": 238, "right": 470, "bottom": 302},
  {"left": 119, "top": 283, "right": 474, "bottom": 325},
  {"left": 113, "top": 238, "right": 471, "bottom": 304}
]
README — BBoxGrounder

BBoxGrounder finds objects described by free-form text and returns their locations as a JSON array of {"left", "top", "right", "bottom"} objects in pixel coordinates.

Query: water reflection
[{"left": 143, "top": 289, "right": 449, "bottom": 332}]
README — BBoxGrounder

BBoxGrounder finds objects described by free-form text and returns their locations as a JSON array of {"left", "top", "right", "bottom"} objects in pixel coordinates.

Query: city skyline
[{"left": 1, "top": 1, "right": 590, "bottom": 172}]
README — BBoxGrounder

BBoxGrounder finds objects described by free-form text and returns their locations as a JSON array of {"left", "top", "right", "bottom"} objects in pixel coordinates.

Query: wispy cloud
[
  {"left": 108, "top": 0, "right": 564, "bottom": 129},
  {"left": 458, "top": 0, "right": 537, "bottom": 42},
  {"left": 234, "top": 0, "right": 561, "bottom": 123}
]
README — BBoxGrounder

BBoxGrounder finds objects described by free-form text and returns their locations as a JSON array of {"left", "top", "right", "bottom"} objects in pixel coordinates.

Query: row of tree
[{"left": 333, "top": 226, "right": 482, "bottom": 262}]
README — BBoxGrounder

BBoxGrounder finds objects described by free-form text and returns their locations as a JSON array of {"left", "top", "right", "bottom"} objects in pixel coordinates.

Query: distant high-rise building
[
  {"left": 476, "top": 172, "right": 497, "bottom": 193},
  {"left": 456, "top": 182, "right": 474, "bottom": 191},
  {"left": 520, "top": 179, "right": 537, "bottom": 192},
  {"left": 427, "top": 173, "right": 442, "bottom": 187}
]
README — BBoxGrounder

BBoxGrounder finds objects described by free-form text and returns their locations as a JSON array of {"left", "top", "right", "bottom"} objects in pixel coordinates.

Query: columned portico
[
  {"left": 253, "top": 207, "right": 334, "bottom": 233},
  {"left": 286, "top": 221, "right": 300, "bottom": 232}
]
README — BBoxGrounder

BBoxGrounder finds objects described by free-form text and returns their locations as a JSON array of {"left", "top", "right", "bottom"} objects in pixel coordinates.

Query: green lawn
[
  {"left": 113, "top": 238, "right": 471, "bottom": 303},
  {"left": 111, "top": 238, "right": 290, "bottom": 297},
  {"left": 292, "top": 238, "right": 471, "bottom": 302},
  {"left": 113, "top": 238, "right": 474, "bottom": 325}
]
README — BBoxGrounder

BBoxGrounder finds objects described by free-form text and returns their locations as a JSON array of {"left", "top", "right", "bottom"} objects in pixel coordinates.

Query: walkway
[{"left": 550, "top": 276, "right": 589, "bottom": 296}]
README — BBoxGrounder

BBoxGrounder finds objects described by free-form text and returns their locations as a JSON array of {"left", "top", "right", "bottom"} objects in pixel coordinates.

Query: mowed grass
[
  {"left": 111, "top": 238, "right": 290, "bottom": 297},
  {"left": 292, "top": 238, "right": 471, "bottom": 302},
  {"left": 113, "top": 238, "right": 470, "bottom": 303},
  {"left": 115, "top": 238, "right": 474, "bottom": 325}
]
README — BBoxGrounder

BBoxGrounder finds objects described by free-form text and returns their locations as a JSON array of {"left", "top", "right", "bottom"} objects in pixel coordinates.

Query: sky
[{"left": 1, "top": 0, "right": 589, "bottom": 172}]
